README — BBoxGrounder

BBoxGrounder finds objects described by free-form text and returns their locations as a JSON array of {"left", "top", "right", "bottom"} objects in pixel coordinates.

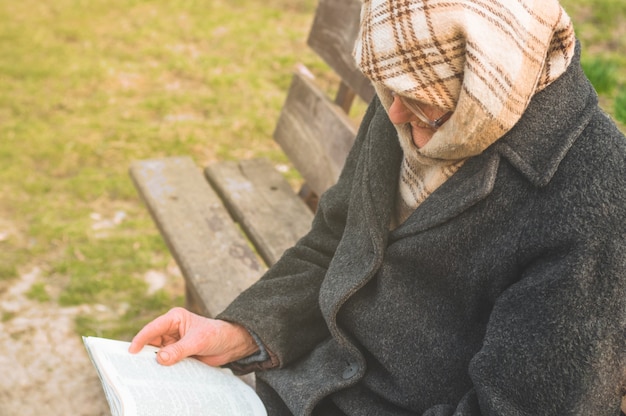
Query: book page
[{"left": 83, "top": 336, "right": 267, "bottom": 416}]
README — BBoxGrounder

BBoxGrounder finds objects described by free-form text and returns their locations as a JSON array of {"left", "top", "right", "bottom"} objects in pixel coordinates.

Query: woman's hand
[{"left": 128, "top": 307, "right": 259, "bottom": 367}]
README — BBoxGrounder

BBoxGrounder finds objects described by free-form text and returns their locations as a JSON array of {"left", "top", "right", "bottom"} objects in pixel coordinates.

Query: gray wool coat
[{"left": 218, "top": 44, "right": 626, "bottom": 415}]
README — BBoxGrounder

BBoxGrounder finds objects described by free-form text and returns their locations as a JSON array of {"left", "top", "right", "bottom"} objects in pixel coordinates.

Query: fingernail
[{"left": 158, "top": 350, "right": 170, "bottom": 362}]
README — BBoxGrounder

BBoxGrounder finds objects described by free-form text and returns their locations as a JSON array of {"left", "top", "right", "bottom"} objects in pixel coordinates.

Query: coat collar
[{"left": 494, "top": 41, "right": 598, "bottom": 187}]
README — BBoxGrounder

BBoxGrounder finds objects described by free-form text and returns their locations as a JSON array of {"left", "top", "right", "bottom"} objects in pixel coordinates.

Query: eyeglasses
[{"left": 391, "top": 92, "right": 452, "bottom": 130}]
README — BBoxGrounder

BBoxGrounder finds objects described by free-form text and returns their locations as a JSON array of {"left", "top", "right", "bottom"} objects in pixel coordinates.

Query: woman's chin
[{"left": 410, "top": 124, "right": 435, "bottom": 148}]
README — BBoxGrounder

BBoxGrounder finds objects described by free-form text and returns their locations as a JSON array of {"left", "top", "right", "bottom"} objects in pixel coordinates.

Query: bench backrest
[{"left": 273, "top": 0, "right": 374, "bottom": 203}]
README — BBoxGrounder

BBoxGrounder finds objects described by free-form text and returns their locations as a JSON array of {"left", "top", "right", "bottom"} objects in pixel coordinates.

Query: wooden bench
[{"left": 129, "top": 0, "right": 374, "bottom": 318}]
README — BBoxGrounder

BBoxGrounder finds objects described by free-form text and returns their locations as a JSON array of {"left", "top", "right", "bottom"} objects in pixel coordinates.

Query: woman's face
[{"left": 387, "top": 95, "right": 450, "bottom": 148}]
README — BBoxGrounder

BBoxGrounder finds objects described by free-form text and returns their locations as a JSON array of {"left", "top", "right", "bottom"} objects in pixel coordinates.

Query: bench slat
[
  {"left": 129, "top": 157, "right": 266, "bottom": 317},
  {"left": 205, "top": 159, "right": 314, "bottom": 266},
  {"left": 307, "top": 0, "right": 374, "bottom": 103},
  {"left": 273, "top": 72, "right": 358, "bottom": 197}
]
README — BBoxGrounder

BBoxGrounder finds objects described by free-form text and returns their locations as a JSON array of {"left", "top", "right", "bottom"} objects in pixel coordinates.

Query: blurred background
[{"left": 0, "top": 0, "right": 624, "bottom": 360}]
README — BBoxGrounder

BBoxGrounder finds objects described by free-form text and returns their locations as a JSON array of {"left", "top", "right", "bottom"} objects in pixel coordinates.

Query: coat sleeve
[
  {"left": 423, "top": 227, "right": 626, "bottom": 415},
  {"left": 450, "top": 237, "right": 626, "bottom": 415},
  {"left": 217, "top": 97, "right": 383, "bottom": 370},
  {"left": 425, "top": 132, "right": 626, "bottom": 415}
]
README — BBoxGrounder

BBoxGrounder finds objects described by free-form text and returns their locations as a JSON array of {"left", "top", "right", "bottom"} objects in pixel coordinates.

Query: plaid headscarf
[{"left": 353, "top": 0, "right": 576, "bottom": 225}]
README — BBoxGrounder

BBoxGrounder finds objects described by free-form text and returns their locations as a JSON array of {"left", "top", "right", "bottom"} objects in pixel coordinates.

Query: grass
[
  {"left": 616, "top": 90, "right": 626, "bottom": 123},
  {"left": 563, "top": 0, "right": 626, "bottom": 124},
  {"left": 0, "top": 0, "right": 320, "bottom": 340},
  {"left": 581, "top": 57, "right": 619, "bottom": 95},
  {"left": 0, "top": 0, "right": 624, "bottom": 341}
]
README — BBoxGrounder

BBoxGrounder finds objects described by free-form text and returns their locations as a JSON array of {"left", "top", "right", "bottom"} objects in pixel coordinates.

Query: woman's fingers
[
  {"left": 128, "top": 307, "right": 187, "bottom": 353},
  {"left": 128, "top": 307, "right": 260, "bottom": 367}
]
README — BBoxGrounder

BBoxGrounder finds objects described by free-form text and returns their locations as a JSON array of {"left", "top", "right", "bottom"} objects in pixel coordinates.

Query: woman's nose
[{"left": 388, "top": 95, "right": 413, "bottom": 124}]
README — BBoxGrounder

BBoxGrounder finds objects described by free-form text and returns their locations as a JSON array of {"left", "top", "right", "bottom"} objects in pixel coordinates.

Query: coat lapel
[
  {"left": 319, "top": 100, "right": 501, "bottom": 321},
  {"left": 319, "top": 102, "right": 402, "bottom": 322},
  {"left": 392, "top": 151, "right": 501, "bottom": 239}
]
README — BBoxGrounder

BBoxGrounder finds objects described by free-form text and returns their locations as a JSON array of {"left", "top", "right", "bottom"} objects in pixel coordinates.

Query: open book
[{"left": 83, "top": 336, "right": 267, "bottom": 416}]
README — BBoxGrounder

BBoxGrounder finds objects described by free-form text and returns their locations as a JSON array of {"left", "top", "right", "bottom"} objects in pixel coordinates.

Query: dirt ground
[{"left": 0, "top": 267, "right": 111, "bottom": 416}]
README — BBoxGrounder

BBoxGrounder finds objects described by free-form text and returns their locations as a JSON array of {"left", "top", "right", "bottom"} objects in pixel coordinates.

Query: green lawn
[{"left": 0, "top": 0, "right": 623, "bottom": 340}]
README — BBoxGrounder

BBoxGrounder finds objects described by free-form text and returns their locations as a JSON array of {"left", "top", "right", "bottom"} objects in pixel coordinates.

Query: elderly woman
[{"left": 130, "top": 0, "right": 626, "bottom": 414}]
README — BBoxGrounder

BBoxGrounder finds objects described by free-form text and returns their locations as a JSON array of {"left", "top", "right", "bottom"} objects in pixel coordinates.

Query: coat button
[{"left": 342, "top": 360, "right": 360, "bottom": 380}]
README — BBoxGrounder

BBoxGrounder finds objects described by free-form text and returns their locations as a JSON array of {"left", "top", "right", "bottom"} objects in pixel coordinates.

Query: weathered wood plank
[
  {"left": 273, "top": 72, "right": 357, "bottom": 197},
  {"left": 205, "top": 159, "right": 314, "bottom": 266},
  {"left": 131, "top": 0, "right": 368, "bottom": 315},
  {"left": 129, "top": 157, "right": 266, "bottom": 317},
  {"left": 307, "top": 0, "right": 375, "bottom": 103}
]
